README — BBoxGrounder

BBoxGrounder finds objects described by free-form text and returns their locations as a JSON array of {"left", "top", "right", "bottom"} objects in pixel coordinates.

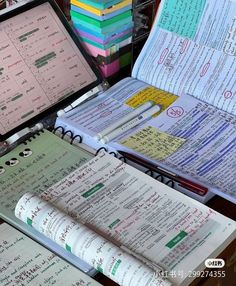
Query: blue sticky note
[{"left": 158, "top": 0, "right": 206, "bottom": 39}]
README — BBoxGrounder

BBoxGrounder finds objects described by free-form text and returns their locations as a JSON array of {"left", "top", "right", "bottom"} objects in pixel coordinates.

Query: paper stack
[{"left": 70, "top": 0, "right": 133, "bottom": 78}]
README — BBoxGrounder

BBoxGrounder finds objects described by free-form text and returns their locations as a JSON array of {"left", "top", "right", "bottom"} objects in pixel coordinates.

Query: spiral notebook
[{"left": 0, "top": 2, "right": 235, "bottom": 284}]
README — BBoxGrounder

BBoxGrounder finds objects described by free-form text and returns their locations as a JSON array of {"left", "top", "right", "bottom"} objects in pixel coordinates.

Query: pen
[
  {"left": 57, "top": 86, "right": 103, "bottom": 116},
  {"left": 118, "top": 151, "right": 208, "bottom": 196},
  {"left": 100, "top": 105, "right": 161, "bottom": 144},
  {"left": 94, "top": 101, "right": 154, "bottom": 141}
]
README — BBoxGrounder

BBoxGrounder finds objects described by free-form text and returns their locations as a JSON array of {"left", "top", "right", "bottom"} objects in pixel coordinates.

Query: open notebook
[
  {"left": 55, "top": 0, "right": 236, "bottom": 204},
  {"left": 14, "top": 152, "right": 236, "bottom": 286}
]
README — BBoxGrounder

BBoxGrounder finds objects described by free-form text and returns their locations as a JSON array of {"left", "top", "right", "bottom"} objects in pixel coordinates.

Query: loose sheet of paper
[
  {"left": 0, "top": 223, "right": 101, "bottom": 286},
  {"left": 120, "top": 126, "right": 185, "bottom": 160},
  {"left": 15, "top": 152, "right": 236, "bottom": 285}
]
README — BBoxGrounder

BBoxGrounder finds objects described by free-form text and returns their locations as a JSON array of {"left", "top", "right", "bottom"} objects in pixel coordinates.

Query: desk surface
[{"left": 0, "top": 195, "right": 235, "bottom": 286}]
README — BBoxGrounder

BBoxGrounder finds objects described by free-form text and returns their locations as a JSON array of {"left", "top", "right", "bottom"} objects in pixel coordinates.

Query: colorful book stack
[{"left": 70, "top": 0, "right": 133, "bottom": 78}]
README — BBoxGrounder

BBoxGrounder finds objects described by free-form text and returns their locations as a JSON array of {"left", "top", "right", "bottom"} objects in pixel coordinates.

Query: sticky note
[
  {"left": 158, "top": 0, "right": 206, "bottom": 39},
  {"left": 120, "top": 126, "right": 186, "bottom": 160},
  {"left": 125, "top": 87, "right": 178, "bottom": 113}
]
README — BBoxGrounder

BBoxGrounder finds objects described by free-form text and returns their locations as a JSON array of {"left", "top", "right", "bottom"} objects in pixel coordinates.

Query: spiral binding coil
[
  {"left": 154, "top": 174, "right": 164, "bottom": 183},
  {"left": 95, "top": 147, "right": 108, "bottom": 156},
  {"left": 145, "top": 169, "right": 153, "bottom": 177},
  {"left": 71, "top": 134, "right": 82, "bottom": 144},
  {"left": 53, "top": 126, "right": 118, "bottom": 158},
  {"left": 53, "top": 126, "right": 65, "bottom": 134},
  {"left": 52, "top": 126, "right": 175, "bottom": 188},
  {"left": 117, "top": 155, "right": 126, "bottom": 163},
  {"left": 144, "top": 166, "right": 174, "bottom": 186},
  {"left": 22, "top": 129, "right": 45, "bottom": 145},
  {"left": 61, "top": 130, "right": 73, "bottom": 140},
  {"left": 166, "top": 179, "right": 175, "bottom": 188}
]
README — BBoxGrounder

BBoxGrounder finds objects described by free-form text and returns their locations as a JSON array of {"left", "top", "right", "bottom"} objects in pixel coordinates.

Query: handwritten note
[
  {"left": 0, "top": 223, "right": 101, "bottom": 286},
  {"left": 158, "top": 0, "right": 206, "bottom": 38},
  {"left": 120, "top": 126, "right": 186, "bottom": 160},
  {"left": 125, "top": 87, "right": 178, "bottom": 113},
  {"left": 0, "top": 130, "right": 92, "bottom": 213},
  {"left": 223, "top": 18, "right": 236, "bottom": 56}
]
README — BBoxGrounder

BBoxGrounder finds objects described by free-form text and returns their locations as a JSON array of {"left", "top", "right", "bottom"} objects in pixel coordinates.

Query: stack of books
[{"left": 70, "top": 0, "right": 133, "bottom": 78}]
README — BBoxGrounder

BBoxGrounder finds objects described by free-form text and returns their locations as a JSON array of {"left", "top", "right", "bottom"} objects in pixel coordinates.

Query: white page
[
  {"left": 16, "top": 152, "right": 236, "bottom": 286},
  {"left": 0, "top": 223, "right": 101, "bottom": 286},
  {"left": 110, "top": 94, "right": 236, "bottom": 203}
]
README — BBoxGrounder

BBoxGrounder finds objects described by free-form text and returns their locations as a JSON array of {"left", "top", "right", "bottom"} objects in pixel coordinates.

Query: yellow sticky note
[
  {"left": 125, "top": 87, "right": 178, "bottom": 113},
  {"left": 120, "top": 126, "right": 186, "bottom": 161}
]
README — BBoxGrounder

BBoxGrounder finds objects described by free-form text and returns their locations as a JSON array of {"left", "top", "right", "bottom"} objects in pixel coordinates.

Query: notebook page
[
  {"left": 57, "top": 77, "right": 149, "bottom": 137},
  {"left": 157, "top": 0, "right": 236, "bottom": 53},
  {"left": 0, "top": 223, "right": 101, "bottom": 286},
  {"left": 111, "top": 94, "right": 236, "bottom": 203},
  {"left": 15, "top": 192, "right": 172, "bottom": 286},
  {"left": 17, "top": 152, "right": 235, "bottom": 286},
  {"left": 132, "top": 0, "right": 236, "bottom": 115},
  {"left": 55, "top": 77, "right": 177, "bottom": 150},
  {"left": 0, "top": 130, "right": 92, "bottom": 215}
]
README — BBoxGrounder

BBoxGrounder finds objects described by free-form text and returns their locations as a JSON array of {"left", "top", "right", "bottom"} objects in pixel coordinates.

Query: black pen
[{"left": 118, "top": 151, "right": 208, "bottom": 196}]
